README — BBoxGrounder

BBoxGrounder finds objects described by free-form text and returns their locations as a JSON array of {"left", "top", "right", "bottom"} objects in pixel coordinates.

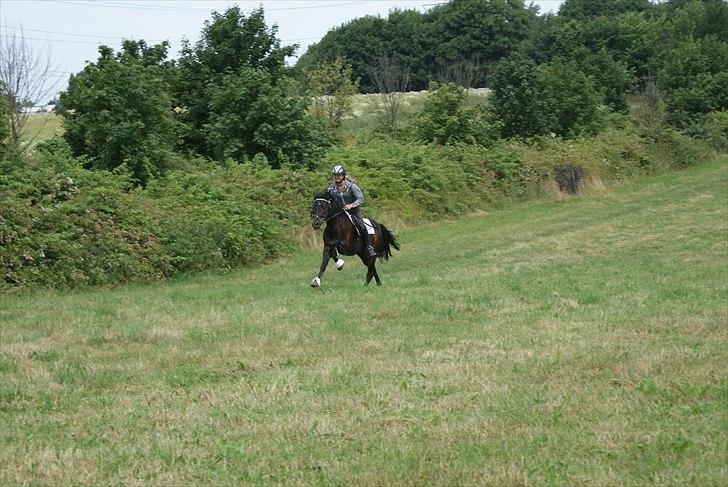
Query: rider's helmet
[{"left": 331, "top": 165, "right": 346, "bottom": 177}]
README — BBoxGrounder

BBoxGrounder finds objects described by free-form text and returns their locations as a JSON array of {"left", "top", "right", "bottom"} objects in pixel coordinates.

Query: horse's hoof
[
  {"left": 310, "top": 277, "right": 321, "bottom": 287},
  {"left": 335, "top": 259, "right": 344, "bottom": 270}
]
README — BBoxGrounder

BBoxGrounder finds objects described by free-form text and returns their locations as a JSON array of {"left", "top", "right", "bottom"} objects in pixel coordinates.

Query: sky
[{"left": 1, "top": 0, "right": 565, "bottom": 103}]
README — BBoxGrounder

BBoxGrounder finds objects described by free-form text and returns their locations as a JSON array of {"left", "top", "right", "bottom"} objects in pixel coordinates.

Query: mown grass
[
  {"left": 1, "top": 158, "right": 727, "bottom": 485},
  {"left": 19, "top": 112, "right": 63, "bottom": 142}
]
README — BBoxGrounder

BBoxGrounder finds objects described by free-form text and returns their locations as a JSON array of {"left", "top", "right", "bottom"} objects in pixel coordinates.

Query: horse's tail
[{"left": 378, "top": 223, "right": 400, "bottom": 261}]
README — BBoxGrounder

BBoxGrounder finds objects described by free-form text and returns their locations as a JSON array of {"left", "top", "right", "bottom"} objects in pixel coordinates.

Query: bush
[
  {"left": 1, "top": 119, "right": 715, "bottom": 292},
  {"left": 491, "top": 53, "right": 554, "bottom": 138},
  {"left": 685, "top": 110, "right": 728, "bottom": 151},
  {"left": 537, "top": 58, "right": 606, "bottom": 137},
  {"left": 0, "top": 139, "right": 170, "bottom": 290},
  {"left": 414, "top": 82, "right": 499, "bottom": 146}
]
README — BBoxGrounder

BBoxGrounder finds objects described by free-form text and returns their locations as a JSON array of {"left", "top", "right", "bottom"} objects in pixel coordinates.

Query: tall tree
[
  {"left": 296, "top": 15, "right": 388, "bottom": 93},
  {"left": 172, "top": 7, "right": 328, "bottom": 166},
  {"left": 558, "top": 0, "right": 651, "bottom": 20},
  {"left": 426, "top": 0, "right": 537, "bottom": 69},
  {"left": 57, "top": 41, "right": 181, "bottom": 184}
]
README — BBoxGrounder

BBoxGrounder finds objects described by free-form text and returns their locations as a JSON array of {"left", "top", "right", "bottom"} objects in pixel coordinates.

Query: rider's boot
[{"left": 364, "top": 234, "right": 377, "bottom": 257}]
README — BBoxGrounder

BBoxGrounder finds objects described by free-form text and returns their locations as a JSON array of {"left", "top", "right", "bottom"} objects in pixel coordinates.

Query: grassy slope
[
  {"left": 19, "top": 112, "right": 63, "bottom": 142},
  {"left": 1, "top": 158, "right": 727, "bottom": 485}
]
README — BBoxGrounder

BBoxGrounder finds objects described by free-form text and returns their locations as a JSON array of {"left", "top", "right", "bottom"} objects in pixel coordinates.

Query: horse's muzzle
[{"left": 312, "top": 219, "right": 322, "bottom": 230}]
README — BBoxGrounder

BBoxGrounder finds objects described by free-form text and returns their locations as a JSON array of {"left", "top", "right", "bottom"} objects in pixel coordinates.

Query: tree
[
  {"left": 305, "top": 57, "right": 359, "bottom": 129},
  {"left": 171, "top": 7, "right": 328, "bottom": 165},
  {"left": 204, "top": 68, "right": 329, "bottom": 168},
  {"left": 296, "top": 15, "right": 388, "bottom": 93},
  {"left": 371, "top": 55, "right": 411, "bottom": 132},
  {"left": 537, "top": 58, "right": 606, "bottom": 136},
  {"left": 558, "top": 0, "right": 651, "bottom": 20},
  {"left": 0, "top": 26, "right": 62, "bottom": 145},
  {"left": 658, "top": 36, "right": 728, "bottom": 128},
  {"left": 491, "top": 54, "right": 605, "bottom": 138},
  {"left": 0, "top": 81, "right": 11, "bottom": 158},
  {"left": 436, "top": 57, "right": 488, "bottom": 92},
  {"left": 57, "top": 41, "right": 181, "bottom": 184},
  {"left": 426, "top": 0, "right": 537, "bottom": 69}
]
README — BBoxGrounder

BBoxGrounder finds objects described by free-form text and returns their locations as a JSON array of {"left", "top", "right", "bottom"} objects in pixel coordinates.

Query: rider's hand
[{"left": 344, "top": 203, "right": 354, "bottom": 210}]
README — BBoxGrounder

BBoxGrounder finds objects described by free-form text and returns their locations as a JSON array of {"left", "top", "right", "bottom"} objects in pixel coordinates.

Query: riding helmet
[{"left": 331, "top": 165, "right": 346, "bottom": 176}]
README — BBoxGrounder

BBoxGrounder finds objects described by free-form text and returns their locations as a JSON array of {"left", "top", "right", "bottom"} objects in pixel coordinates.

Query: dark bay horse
[{"left": 310, "top": 191, "right": 400, "bottom": 287}]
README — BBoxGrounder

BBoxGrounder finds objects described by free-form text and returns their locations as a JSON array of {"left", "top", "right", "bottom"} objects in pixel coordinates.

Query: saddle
[{"left": 345, "top": 212, "right": 376, "bottom": 236}]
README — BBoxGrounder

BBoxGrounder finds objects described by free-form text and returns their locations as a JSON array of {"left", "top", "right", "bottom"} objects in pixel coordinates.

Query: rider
[{"left": 328, "top": 165, "right": 377, "bottom": 257}]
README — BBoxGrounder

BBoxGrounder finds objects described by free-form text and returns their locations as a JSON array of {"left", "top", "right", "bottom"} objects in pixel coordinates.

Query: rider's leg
[{"left": 351, "top": 207, "right": 377, "bottom": 257}]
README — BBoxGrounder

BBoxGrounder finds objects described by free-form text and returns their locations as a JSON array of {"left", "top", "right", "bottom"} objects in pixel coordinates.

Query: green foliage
[
  {"left": 490, "top": 54, "right": 553, "bottom": 138},
  {"left": 684, "top": 110, "right": 728, "bottom": 151},
  {"left": 537, "top": 58, "right": 606, "bottom": 136},
  {"left": 0, "top": 139, "right": 321, "bottom": 291},
  {"left": 203, "top": 68, "right": 330, "bottom": 168},
  {"left": 491, "top": 54, "right": 605, "bottom": 138},
  {"left": 657, "top": 36, "right": 728, "bottom": 128},
  {"left": 658, "top": 0, "right": 728, "bottom": 42},
  {"left": 426, "top": 0, "right": 537, "bottom": 66},
  {"left": 298, "top": 1, "right": 537, "bottom": 93},
  {"left": 172, "top": 7, "right": 328, "bottom": 166},
  {"left": 296, "top": 15, "right": 390, "bottom": 93},
  {"left": 558, "top": 0, "right": 651, "bottom": 20},
  {"left": 305, "top": 57, "right": 359, "bottom": 129},
  {"left": 57, "top": 41, "right": 181, "bottom": 185},
  {"left": 0, "top": 138, "right": 169, "bottom": 289},
  {"left": 414, "top": 82, "right": 499, "bottom": 146}
]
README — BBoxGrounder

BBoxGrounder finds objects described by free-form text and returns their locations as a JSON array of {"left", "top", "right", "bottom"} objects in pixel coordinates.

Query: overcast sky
[{"left": 1, "top": 0, "right": 565, "bottom": 102}]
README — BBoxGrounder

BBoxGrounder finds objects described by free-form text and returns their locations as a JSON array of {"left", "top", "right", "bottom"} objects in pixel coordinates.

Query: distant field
[
  {"left": 17, "top": 90, "right": 491, "bottom": 143},
  {"left": 1, "top": 158, "right": 726, "bottom": 485},
  {"left": 19, "top": 112, "right": 63, "bottom": 141}
]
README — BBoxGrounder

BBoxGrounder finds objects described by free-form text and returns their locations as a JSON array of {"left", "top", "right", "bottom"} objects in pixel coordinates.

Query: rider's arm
[{"left": 349, "top": 183, "right": 364, "bottom": 208}]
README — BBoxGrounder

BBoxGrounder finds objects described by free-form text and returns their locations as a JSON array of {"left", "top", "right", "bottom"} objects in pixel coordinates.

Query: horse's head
[{"left": 311, "top": 191, "right": 331, "bottom": 229}]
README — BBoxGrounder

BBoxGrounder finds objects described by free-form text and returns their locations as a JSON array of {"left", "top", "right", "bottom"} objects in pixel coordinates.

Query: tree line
[{"left": 1, "top": 0, "right": 726, "bottom": 184}]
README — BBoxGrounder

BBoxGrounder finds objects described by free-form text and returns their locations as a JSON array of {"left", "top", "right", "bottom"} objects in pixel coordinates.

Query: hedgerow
[{"left": 0, "top": 117, "right": 715, "bottom": 292}]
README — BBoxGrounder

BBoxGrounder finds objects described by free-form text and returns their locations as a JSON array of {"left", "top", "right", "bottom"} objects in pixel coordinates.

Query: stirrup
[{"left": 366, "top": 245, "right": 377, "bottom": 257}]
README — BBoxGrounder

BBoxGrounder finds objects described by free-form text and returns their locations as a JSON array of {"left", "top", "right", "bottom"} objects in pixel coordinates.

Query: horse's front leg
[
  {"left": 311, "top": 246, "right": 332, "bottom": 287},
  {"left": 331, "top": 247, "right": 345, "bottom": 270}
]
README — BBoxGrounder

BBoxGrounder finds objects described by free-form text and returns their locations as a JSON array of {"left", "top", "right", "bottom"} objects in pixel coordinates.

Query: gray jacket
[{"left": 328, "top": 180, "right": 364, "bottom": 208}]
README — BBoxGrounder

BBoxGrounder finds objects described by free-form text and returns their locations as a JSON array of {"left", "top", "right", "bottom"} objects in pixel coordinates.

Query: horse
[{"left": 310, "top": 191, "right": 400, "bottom": 287}]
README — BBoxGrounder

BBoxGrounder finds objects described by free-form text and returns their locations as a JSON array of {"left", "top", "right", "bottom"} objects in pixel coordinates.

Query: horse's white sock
[{"left": 335, "top": 259, "right": 344, "bottom": 269}]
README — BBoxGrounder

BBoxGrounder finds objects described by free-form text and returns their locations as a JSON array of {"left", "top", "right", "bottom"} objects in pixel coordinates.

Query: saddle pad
[{"left": 362, "top": 218, "right": 376, "bottom": 235}]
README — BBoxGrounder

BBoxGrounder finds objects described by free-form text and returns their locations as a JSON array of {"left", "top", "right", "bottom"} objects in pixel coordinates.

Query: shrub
[
  {"left": 491, "top": 53, "right": 554, "bottom": 138},
  {"left": 414, "top": 82, "right": 499, "bottom": 146}
]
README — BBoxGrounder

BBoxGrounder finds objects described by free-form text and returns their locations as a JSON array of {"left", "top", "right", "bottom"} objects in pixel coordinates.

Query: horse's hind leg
[
  {"left": 365, "top": 265, "right": 374, "bottom": 285},
  {"left": 372, "top": 265, "right": 382, "bottom": 286}
]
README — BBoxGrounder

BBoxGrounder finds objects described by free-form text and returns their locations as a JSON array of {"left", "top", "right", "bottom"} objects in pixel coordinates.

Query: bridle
[{"left": 313, "top": 197, "right": 346, "bottom": 223}]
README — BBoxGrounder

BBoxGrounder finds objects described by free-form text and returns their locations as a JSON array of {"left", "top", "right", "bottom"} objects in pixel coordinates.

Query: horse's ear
[{"left": 314, "top": 191, "right": 326, "bottom": 199}]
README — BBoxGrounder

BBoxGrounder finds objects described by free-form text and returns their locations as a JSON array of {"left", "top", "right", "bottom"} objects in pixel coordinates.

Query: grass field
[
  {"left": 18, "top": 112, "right": 63, "bottom": 142},
  {"left": 1, "top": 158, "right": 727, "bottom": 485}
]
